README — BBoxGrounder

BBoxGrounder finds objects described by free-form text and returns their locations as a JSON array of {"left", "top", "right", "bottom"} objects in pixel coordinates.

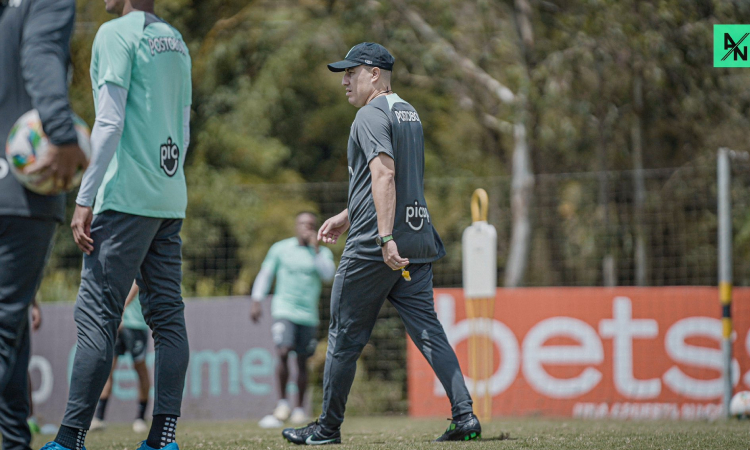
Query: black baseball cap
[{"left": 327, "top": 42, "right": 395, "bottom": 72}]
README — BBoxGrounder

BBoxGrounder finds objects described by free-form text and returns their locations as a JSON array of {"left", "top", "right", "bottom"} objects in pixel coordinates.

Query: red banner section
[{"left": 407, "top": 287, "right": 750, "bottom": 420}]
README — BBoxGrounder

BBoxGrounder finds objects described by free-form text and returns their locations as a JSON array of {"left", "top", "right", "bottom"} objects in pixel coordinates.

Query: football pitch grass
[{"left": 31, "top": 416, "right": 750, "bottom": 450}]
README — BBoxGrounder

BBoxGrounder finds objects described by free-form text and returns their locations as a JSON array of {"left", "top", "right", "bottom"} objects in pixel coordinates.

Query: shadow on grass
[
  {"left": 481, "top": 432, "right": 516, "bottom": 441},
  {"left": 369, "top": 432, "right": 516, "bottom": 445}
]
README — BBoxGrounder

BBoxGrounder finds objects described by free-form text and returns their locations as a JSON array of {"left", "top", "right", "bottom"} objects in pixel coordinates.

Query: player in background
[
  {"left": 0, "top": 0, "right": 88, "bottom": 449},
  {"left": 40, "top": 0, "right": 192, "bottom": 449},
  {"left": 282, "top": 43, "right": 480, "bottom": 445},
  {"left": 27, "top": 297, "right": 43, "bottom": 435},
  {"left": 91, "top": 282, "right": 152, "bottom": 434},
  {"left": 250, "top": 212, "right": 335, "bottom": 428}
]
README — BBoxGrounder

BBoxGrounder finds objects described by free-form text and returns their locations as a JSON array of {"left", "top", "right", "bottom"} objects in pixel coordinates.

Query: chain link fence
[{"left": 39, "top": 157, "right": 750, "bottom": 413}]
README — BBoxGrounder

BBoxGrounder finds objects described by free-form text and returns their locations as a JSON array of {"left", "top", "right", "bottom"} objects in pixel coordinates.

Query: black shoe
[
  {"left": 435, "top": 413, "right": 482, "bottom": 442},
  {"left": 282, "top": 421, "right": 341, "bottom": 445}
]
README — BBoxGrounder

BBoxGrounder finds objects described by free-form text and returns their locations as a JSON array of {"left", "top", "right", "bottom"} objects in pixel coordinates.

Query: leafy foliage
[{"left": 42, "top": 0, "right": 750, "bottom": 300}]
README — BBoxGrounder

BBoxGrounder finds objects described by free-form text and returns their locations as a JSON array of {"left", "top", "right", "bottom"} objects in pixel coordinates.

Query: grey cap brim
[{"left": 327, "top": 59, "right": 361, "bottom": 72}]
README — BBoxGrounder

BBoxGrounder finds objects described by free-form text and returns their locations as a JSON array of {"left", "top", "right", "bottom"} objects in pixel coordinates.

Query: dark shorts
[
  {"left": 271, "top": 319, "right": 317, "bottom": 358},
  {"left": 114, "top": 327, "right": 149, "bottom": 363}
]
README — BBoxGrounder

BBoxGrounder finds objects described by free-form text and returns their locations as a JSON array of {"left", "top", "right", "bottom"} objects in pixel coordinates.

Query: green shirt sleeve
[
  {"left": 260, "top": 242, "right": 281, "bottom": 273},
  {"left": 92, "top": 23, "right": 135, "bottom": 90},
  {"left": 183, "top": 62, "right": 192, "bottom": 106}
]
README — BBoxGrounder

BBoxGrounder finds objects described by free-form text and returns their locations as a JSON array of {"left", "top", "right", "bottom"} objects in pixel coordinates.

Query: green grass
[{"left": 32, "top": 417, "right": 750, "bottom": 450}]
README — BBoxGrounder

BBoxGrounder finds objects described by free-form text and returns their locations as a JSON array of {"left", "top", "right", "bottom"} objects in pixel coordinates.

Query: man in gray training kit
[
  {"left": 282, "top": 42, "right": 481, "bottom": 445},
  {"left": 0, "top": 0, "right": 88, "bottom": 449}
]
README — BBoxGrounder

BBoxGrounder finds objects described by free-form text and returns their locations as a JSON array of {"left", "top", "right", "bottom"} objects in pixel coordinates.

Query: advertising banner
[
  {"left": 29, "top": 297, "right": 298, "bottom": 424},
  {"left": 407, "top": 287, "right": 750, "bottom": 420}
]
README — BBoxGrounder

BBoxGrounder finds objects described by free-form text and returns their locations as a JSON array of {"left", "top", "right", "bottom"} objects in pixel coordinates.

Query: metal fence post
[{"left": 717, "top": 147, "right": 733, "bottom": 418}]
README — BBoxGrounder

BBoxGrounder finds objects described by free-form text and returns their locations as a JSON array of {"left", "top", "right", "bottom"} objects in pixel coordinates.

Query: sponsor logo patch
[
  {"left": 306, "top": 436, "right": 338, "bottom": 445},
  {"left": 148, "top": 36, "right": 188, "bottom": 57},
  {"left": 405, "top": 200, "right": 430, "bottom": 231},
  {"left": 394, "top": 110, "right": 421, "bottom": 123},
  {"left": 160, "top": 137, "right": 180, "bottom": 177}
]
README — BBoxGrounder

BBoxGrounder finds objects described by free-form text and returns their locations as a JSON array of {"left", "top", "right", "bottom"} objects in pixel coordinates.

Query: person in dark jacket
[{"left": 0, "top": 0, "right": 87, "bottom": 449}]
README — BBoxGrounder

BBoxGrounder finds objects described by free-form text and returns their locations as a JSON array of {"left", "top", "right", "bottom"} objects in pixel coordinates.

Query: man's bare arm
[
  {"left": 369, "top": 153, "right": 396, "bottom": 236},
  {"left": 369, "top": 154, "right": 408, "bottom": 269},
  {"left": 318, "top": 209, "right": 350, "bottom": 244}
]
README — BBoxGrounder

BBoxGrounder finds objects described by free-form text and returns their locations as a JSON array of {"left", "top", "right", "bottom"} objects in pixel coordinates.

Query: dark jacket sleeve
[{"left": 20, "top": 0, "right": 77, "bottom": 146}]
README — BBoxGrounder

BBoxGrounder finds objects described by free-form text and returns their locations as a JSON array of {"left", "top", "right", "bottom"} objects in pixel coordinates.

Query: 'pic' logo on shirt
[
  {"left": 160, "top": 137, "right": 179, "bottom": 177},
  {"left": 405, "top": 200, "right": 431, "bottom": 231}
]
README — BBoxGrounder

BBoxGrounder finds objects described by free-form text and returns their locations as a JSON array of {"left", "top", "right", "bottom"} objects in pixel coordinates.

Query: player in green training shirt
[
  {"left": 42, "top": 1, "right": 191, "bottom": 450},
  {"left": 250, "top": 212, "right": 335, "bottom": 427}
]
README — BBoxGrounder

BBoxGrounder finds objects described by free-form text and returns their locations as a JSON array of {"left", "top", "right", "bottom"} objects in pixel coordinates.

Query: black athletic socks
[
  {"left": 137, "top": 400, "right": 148, "bottom": 420},
  {"left": 94, "top": 398, "right": 108, "bottom": 420},
  {"left": 146, "top": 415, "right": 177, "bottom": 448},
  {"left": 55, "top": 425, "right": 87, "bottom": 450}
]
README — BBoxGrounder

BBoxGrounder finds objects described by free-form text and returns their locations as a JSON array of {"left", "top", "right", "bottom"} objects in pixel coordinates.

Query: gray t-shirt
[
  {"left": 343, "top": 94, "right": 445, "bottom": 263},
  {"left": 0, "top": 0, "right": 77, "bottom": 222}
]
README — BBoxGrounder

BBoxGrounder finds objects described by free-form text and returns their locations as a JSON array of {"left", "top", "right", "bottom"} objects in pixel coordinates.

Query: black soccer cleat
[
  {"left": 435, "top": 413, "right": 482, "bottom": 442},
  {"left": 282, "top": 421, "right": 341, "bottom": 445}
]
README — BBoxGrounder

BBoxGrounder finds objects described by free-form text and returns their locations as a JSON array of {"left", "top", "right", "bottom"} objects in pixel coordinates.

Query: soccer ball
[
  {"left": 729, "top": 391, "right": 750, "bottom": 418},
  {"left": 5, "top": 109, "right": 91, "bottom": 195}
]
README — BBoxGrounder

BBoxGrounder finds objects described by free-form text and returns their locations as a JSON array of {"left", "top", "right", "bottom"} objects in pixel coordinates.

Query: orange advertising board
[{"left": 407, "top": 287, "right": 750, "bottom": 419}]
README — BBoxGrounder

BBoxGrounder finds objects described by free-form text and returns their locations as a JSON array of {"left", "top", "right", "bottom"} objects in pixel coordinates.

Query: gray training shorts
[
  {"left": 114, "top": 327, "right": 149, "bottom": 363},
  {"left": 271, "top": 319, "right": 317, "bottom": 358}
]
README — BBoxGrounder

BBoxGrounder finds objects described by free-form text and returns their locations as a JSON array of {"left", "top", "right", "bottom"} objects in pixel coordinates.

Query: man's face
[
  {"left": 342, "top": 65, "right": 375, "bottom": 108},
  {"left": 296, "top": 213, "right": 317, "bottom": 242},
  {"left": 104, "top": 0, "right": 125, "bottom": 15}
]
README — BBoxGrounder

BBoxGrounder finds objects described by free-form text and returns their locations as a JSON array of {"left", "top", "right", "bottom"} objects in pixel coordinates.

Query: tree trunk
[
  {"left": 631, "top": 70, "right": 647, "bottom": 286},
  {"left": 503, "top": 0, "right": 536, "bottom": 287},
  {"left": 393, "top": 1, "right": 516, "bottom": 104},
  {"left": 392, "top": 0, "right": 534, "bottom": 286},
  {"left": 598, "top": 121, "right": 616, "bottom": 287},
  {"left": 595, "top": 60, "right": 616, "bottom": 287},
  {"left": 505, "top": 121, "right": 534, "bottom": 287}
]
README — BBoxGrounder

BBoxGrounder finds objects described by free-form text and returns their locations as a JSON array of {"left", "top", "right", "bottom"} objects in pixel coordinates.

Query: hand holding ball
[{"left": 5, "top": 110, "right": 91, "bottom": 195}]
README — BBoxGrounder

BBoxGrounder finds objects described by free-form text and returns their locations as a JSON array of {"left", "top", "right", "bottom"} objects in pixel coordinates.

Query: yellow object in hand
[{"left": 401, "top": 268, "right": 411, "bottom": 281}]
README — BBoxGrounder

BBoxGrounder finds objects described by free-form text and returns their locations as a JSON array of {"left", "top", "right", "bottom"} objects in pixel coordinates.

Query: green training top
[
  {"left": 90, "top": 12, "right": 192, "bottom": 218},
  {"left": 261, "top": 237, "right": 334, "bottom": 327},
  {"left": 122, "top": 296, "right": 149, "bottom": 331}
]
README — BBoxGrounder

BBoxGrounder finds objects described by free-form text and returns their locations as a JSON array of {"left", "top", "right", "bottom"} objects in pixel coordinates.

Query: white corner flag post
[{"left": 462, "top": 188, "right": 497, "bottom": 422}]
